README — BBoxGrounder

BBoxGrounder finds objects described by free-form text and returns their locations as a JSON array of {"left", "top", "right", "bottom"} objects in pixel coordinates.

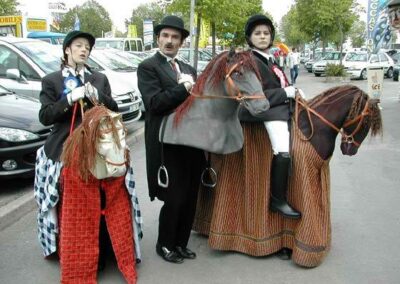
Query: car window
[
  {"left": 378, "top": 53, "right": 388, "bottom": 62},
  {"left": 96, "top": 40, "right": 124, "bottom": 50},
  {"left": 370, "top": 54, "right": 379, "bottom": 63},
  {"left": 87, "top": 57, "right": 105, "bottom": 71},
  {"left": 346, "top": 53, "right": 367, "bottom": 62},
  {"left": 13, "top": 41, "right": 60, "bottom": 75},
  {"left": 130, "top": 40, "right": 137, "bottom": 51},
  {"left": 0, "top": 45, "right": 41, "bottom": 80},
  {"left": 124, "top": 40, "right": 130, "bottom": 51},
  {"left": 37, "top": 38, "right": 52, "bottom": 44},
  {"left": 90, "top": 50, "right": 137, "bottom": 71}
]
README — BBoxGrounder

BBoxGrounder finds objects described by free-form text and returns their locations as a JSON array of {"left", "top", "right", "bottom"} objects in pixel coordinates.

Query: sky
[{"left": 17, "top": 0, "right": 367, "bottom": 33}]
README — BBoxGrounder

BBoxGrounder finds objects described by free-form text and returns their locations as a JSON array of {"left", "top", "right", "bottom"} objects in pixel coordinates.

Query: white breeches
[{"left": 263, "top": 121, "right": 290, "bottom": 155}]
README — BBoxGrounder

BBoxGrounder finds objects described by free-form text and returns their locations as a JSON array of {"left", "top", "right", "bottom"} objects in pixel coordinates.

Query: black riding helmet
[
  {"left": 244, "top": 14, "right": 275, "bottom": 48},
  {"left": 63, "top": 30, "right": 96, "bottom": 55}
]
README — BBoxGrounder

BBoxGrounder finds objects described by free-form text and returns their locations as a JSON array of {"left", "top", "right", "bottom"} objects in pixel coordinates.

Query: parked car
[
  {"left": 312, "top": 51, "right": 346, "bottom": 76},
  {"left": 304, "top": 52, "right": 322, "bottom": 73},
  {"left": 0, "top": 37, "right": 141, "bottom": 123},
  {"left": 0, "top": 84, "right": 51, "bottom": 179},
  {"left": 87, "top": 48, "right": 144, "bottom": 117},
  {"left": 95, "top": 37, "right": 144, "bottom": 52},
  {"left": 177, "top": 48, "right": 211, "bottom": 73},
  {"left": 391, "top": 53, "right": 400, "bottom": 81},
  {"left": 343, "top": 51, "right": 395, "bottom": 80},
  {"left": 27, "top": 31, "right": 66, "bottom": 45}
]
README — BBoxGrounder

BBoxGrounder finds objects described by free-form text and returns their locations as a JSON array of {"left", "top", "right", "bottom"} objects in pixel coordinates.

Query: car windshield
[
  {"left": 323, "top": 52, "right": 341, "bottom": 60},
  {"left": 95, "top": 40, "right": 124, "bottom": 50},
  {"left": 346, "top": 53, "right": 367, "bottom": 62},
  {"left": 0, "top": 84, "right": 12, "bottom": 95},
  {"left": 14, "top": 41, "right": 60, "bottom": 74},
  {"left": 90, "top": 50, "right": 137, "bottom": 71}
]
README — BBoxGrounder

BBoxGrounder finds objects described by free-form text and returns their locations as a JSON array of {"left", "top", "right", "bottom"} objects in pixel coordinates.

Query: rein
[
  {"left": 190, "top": 61, "right": 265, "bottom": 102},
  {"left": 295, "top": 93, "right": 370, "bottom": 147}
]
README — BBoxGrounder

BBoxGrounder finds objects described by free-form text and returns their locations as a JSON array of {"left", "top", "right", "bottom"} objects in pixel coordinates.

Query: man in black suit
[{"left": 137, "top": 15, "right": 205, "bottom": 263}]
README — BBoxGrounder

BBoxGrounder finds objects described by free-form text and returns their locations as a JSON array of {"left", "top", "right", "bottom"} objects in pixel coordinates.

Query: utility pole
[{"left": 189, "top": 0, "right": 195, "bottom": 66}]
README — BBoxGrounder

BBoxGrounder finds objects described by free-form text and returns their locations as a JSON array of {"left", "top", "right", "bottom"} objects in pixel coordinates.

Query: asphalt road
[{"left": 1, "top": 68, "right": 399, "bottom": 283}]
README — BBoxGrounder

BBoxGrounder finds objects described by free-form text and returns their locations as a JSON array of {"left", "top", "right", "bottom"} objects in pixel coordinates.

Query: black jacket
[
  {"left": 39, "top": 70, "right": 118, "bottom": 161},
  {"left": 137, "top": 52, "right": 197, "bottom": 200},
  {"left": 239, "top": 50, "right": 291, "bottom": 122}
]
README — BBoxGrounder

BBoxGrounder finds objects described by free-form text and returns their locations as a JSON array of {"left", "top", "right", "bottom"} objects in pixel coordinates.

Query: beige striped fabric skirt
[{"left": 193, "top": 122, "right": 332, "bottom": 267}]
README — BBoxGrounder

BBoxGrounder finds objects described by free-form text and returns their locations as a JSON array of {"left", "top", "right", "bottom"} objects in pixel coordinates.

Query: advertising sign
[
  {"left": 27, "top": 18, "right": 47, "bottom": 32},
  {"left": 143, "top": 19, "right": 153, "bottom": 47},
  {"left": 367, "top": 68, "right": 384, "bottom": 100}
]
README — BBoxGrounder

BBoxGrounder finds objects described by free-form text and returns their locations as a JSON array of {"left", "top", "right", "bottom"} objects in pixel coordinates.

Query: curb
[{"left": 0, "top": 126, "right": 145, "bottom": 231}]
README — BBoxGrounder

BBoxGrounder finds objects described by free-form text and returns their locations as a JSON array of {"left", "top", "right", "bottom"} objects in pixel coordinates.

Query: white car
[
  {"left": 0, "top": 37, "right": 141, "bottom": 123},
  {"left": 312, "top": 51, "right": 346, "bottom": 76},
  {"left": 343, "top": 51, "right": 395, "bottom": 80},
  {"left": 87, "top": 48, "right": 145, "bottom": 116}
]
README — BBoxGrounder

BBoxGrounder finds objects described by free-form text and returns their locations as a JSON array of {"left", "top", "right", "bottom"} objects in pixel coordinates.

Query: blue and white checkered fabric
[
  {"left": 34, "top": 146, "right": 62, "bottom": 256},
  {"left": 34, "top": 146, "right": 143, "bottom": 261}
]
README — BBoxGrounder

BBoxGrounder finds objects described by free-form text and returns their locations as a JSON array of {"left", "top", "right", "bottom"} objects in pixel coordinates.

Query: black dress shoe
[
  {"left": 275, "top": 248, "right": 292, "bottom": 260},
  {"left": 156, "top": 244, "right": 184, "bottom": 264},
  {"left": 175, "top": 246, "right": 196, "bottom": 259}
]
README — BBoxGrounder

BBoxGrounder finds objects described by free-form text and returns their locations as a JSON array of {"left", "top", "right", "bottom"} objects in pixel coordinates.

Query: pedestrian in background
[
  {"left": 34, "top": 30, "right": 138, "bottom": 283},
  {"left": 137, "top": 15, "right": 205, "bottom": 264},
  {"left": 288, "top": 47, "right": 300, "bottom": 84}
]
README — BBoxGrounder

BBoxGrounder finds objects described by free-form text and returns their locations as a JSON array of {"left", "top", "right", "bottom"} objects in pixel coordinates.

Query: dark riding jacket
[
  {"left": 39, "top": 69, "right": 118, "bottom": 161},
  {"left": 239, "top": 50, "right": 291, "bottom": 122}
]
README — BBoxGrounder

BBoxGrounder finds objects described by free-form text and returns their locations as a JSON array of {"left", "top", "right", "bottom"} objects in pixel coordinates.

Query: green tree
[
  {"left": 59, "top": 0, "right": 112, "bottom": 38},
  {"left": 280, "top": 5, "right": 310, "bottom": 48},
  {"left": 295, "top": 0, "right": 358, "bottom": 55},
  {"left": 0, "top": 0, "right": 19, "bottom": 15},
  {"left": 348, "top": 19, "right": 367, "bottom": 48},
  {"left": 129, "top": 3, "right": 164, "bottom": 41}
]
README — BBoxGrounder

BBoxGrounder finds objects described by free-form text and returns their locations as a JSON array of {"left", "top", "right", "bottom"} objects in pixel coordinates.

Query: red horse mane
[{"left": 173, "top": 50, "right": 260, "bottom": 126}]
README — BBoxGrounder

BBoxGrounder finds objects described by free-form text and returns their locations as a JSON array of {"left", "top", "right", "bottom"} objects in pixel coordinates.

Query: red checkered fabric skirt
[{"left": 59, "top": 166, "right": 137, "bottom": 284}]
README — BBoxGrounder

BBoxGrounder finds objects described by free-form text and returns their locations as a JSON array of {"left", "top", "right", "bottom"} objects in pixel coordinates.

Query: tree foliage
[
  {"left": 59, "top": 0, "right": 112, "bottom": 37},
  {"left": 295, "top": 0, "right": 358, "bottom": 50},
  {"left": 129, "top": 3, "right": 164, "bottom": 40},
  {"left": 168, "top": 0, "right": 263, "bottom": 46},
  {"left": 0, "top": 0, "right": 19, "bottom": 15},
  {"left": 280, "top": 5, "right": 309, "bottom": 47},
  {"left": 348, "top": 19, "right": 367, "bottom": 48}
]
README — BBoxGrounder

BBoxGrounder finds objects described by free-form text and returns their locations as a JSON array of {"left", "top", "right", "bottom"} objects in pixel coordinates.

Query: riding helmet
[
  {"left": 245, "top": 14, "right": 275, "bottom": 48},
  {"left": 63, "top": 30, "right": 96, "bottom": 54}
]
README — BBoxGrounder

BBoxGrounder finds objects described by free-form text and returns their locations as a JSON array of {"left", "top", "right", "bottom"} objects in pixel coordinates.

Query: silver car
[{"left": 0, "top": 37, "right": 141, "bottom": 123}]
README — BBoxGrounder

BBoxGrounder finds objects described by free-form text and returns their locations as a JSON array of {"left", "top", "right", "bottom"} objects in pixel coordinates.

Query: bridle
[
  {"left": 190, "top": 61, "right": 265, "bottom": 102},
  {"left": 295, "top": 93, "right": 370, "bottom": 147}
]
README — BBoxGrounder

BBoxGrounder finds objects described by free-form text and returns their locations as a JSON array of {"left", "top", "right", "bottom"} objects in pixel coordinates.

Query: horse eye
[{"left": 232, "top": 71, "right": 243, "bottom": 78}]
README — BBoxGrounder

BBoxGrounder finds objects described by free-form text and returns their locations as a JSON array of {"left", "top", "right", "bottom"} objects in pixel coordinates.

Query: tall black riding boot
[{"left": 269, "top": 152, "right": 301, "bottom": 219}]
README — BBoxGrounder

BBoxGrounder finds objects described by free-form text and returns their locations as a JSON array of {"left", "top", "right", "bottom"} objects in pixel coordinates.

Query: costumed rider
[
  {"left": 34, "top": 30, "right": 141, "bottom": 284},
  {"left": 244, "top": 15, "right": 307, "bottom": 219}
]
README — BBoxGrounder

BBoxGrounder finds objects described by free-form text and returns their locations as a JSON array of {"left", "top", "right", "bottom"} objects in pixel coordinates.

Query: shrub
[{"left": 325, "top": 63, "right": 346, "bottom": 77}]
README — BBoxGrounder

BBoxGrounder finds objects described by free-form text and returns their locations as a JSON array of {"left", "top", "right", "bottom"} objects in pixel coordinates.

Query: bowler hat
[
  {"left": 244, "top": 14, "right": 275, "bottom": 48},
  {"left": 63, "top": 31, "right": 96, "bottom": 54},
  {"left": 154, "top": 15, "right": 190, "bottom": 39}
]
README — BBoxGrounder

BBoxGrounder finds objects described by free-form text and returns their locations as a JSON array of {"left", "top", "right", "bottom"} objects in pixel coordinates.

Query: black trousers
[{"left": 157, "top": 144, "right": 205, "bottom": 250}]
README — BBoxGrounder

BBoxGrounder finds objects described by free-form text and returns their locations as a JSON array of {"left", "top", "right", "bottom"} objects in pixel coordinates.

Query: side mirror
[{"left": 6, "top": 69, "right": 28, "bottom": 83}]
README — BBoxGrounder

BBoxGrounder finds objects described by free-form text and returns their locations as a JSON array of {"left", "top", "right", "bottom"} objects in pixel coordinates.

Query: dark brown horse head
[{"left": 340, "top": 92, "right": 382, "bottom": 156}]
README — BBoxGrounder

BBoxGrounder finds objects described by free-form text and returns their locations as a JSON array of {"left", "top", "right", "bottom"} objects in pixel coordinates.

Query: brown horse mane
[
  {"left": 307, "top": 84, "right": 382, "bottom": 137},
  {"left": 61, "top": 106, "right": 125, "bottom": 182},
  {"left": 173, "top": 50, "right": 261, "bottom": 126}
]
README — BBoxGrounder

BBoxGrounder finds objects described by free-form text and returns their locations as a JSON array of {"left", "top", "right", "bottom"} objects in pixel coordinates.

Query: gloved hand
[
  {"left": 296, "top": 88, "right": 306, "bottom": 99},
  {"left": 284, "top": 86, "right": 296, "bottom": 98},
  {"left": 85, "top": 82, "right": 99, "bottom": 101},
  {"left": 178, "top": 73, "right": 195, "bottom": 91},
  {"left": 67, "top": 86, "right": 85, "bottom": 106}
]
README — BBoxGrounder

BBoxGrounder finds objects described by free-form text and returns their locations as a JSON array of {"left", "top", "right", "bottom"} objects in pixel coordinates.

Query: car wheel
[
  {"left": 307, "top": 70, "right": 312, "bottom": 73},
  {"left": 314, "top": 73, "right": 321, "bottom": 77},
  {"left": 360, "top": 69, "right": 367, "bottom": 80},
  {"left": 386, "top": 67, "right": 393, "bottom": 78},
  {"left": 394, "top": 73, "right": 399, "bottom": 81}
]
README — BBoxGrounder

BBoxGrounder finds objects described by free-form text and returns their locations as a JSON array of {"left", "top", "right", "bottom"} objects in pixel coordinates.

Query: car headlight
[{"left": 0, "top": 127, "right": 40, "bottom": 142}]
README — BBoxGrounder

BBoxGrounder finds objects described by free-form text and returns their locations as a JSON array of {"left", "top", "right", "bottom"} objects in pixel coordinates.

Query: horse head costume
[
  {"left": 61, "top": 105, "right": 128, "bottom": 181},
  {"left": 295, "top": 84, "right": 382, "bottom": 160},
  {"left": 160, "top": 49, "right": 270, "bottom": 154}
]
